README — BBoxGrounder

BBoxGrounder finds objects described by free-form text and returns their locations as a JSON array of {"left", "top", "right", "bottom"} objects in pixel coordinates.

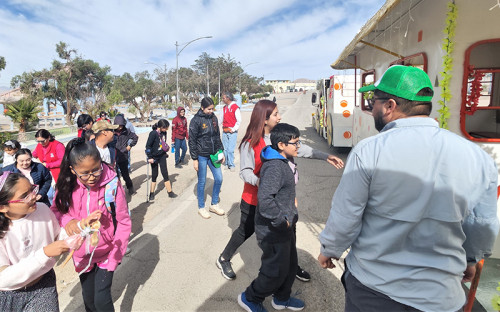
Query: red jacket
[
  {"left": 32, "top": 140, "right": 65, "bottom": 182},
  {"left": 171, "top": 107, "right": 189, "bottom": 141}
]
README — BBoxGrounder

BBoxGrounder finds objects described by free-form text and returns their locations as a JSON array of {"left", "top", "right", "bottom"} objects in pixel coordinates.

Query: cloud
[{"left": 0, "top": 0, "right": 384, "bottom": 88}]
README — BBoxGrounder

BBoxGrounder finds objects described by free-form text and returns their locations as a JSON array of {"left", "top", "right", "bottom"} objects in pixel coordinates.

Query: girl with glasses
[
  {"left": 32, "top": 129, "right": 65, "bottom": 183},
  {"left": 51, "top": 138, "right": 131, "bottom": 312},
  {"left": 0, "top": 172, "right": 70, "bottom": 311},
  {"left": 2, "top": 148, "right": 52, "bottom": 207}
]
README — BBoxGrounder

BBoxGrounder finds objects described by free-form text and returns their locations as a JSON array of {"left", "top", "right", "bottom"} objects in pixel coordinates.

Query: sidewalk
[{"left": 55, "top": 93, "right": 346, "bottom": 311}]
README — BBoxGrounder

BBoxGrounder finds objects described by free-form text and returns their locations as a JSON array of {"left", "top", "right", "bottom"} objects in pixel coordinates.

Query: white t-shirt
[
  {"left": 96, "top": 145, "right": 111, "bottom": 164},
  {"left": 0, "top": 203, "right": 61, "bottom": 290}
]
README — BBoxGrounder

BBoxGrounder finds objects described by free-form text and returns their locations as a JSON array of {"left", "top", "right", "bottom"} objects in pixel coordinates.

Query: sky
[{"left": 0, "top": 0, "right": 385, "bottom": 91}]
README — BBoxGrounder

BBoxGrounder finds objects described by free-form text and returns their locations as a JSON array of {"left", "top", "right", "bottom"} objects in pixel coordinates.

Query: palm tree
[{"left": 4, "top": 97, "right": 42, "bottom": 142}]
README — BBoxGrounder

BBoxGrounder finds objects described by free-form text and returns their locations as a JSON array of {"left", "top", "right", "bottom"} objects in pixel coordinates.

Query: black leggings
[
  {"left": 151, "top": 154, "right": 169, "bottom": 182},
  {"left": 79, "top": 265, "right": 114, "bottom": 312},
  {"left": 221, "top": 199, "right": 255, "bottom": 260}
]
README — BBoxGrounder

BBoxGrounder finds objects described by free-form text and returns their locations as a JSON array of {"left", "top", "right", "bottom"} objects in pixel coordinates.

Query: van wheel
[{"left": 327, "top": 114, "right": 333, "bottom": 147}]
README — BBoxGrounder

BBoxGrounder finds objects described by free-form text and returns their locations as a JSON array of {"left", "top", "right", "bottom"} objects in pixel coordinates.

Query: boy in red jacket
[{"left": 171, "top": 107, "right": 189, "bottom": 168}]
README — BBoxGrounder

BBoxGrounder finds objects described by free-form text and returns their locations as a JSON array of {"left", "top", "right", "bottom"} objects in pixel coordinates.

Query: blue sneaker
[
  {"left": 238, "top": 292, "right": 267, "bottom": 312},
  {"left": 271, "top": 296, "right": 305, "bottom": 311}
]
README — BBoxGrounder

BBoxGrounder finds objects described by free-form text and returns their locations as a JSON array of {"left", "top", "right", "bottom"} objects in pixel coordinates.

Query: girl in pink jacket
[{"left": 51, "top": 138, "right": 131, "bottom": 312}]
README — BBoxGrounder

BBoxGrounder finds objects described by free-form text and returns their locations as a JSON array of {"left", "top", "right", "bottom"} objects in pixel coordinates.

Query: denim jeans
[
  {"left": 174, "top": 138, "right": 187, "bottom": 165},
  {"left": 222, "top": 131, "right": 237, "bottom": 168},
  {"left": 197, "top": 155, "right": 223, "bottom": 209}
]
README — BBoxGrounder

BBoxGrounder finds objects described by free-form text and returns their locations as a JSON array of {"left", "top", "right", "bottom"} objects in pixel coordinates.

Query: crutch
[{"left": 146, "top": 158, "right": 150, "bottom": 203}]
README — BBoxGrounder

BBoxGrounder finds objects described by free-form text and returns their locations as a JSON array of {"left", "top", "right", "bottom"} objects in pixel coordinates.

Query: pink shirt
[{"left": 0, "top": 203, "right": 61, "bottom": 291}]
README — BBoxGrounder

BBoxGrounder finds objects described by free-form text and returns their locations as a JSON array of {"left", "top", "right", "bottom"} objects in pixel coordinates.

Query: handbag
[{"left": 157, "top": 131, "right": 170, "bottom": 153}]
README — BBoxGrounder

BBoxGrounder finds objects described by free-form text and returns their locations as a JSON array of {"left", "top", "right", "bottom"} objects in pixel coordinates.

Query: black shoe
[
  {"left": 127, "top": 186, "right": 135, "bottom": 195},
  {"left": 149, "top": 193, "right": 155, "bottom": 201},
  {"left": 175, "top": 163, "right": 182, "bottom": 168},
  {"left": 296, "top": 266, "right": 311, "bottom": 282},
  {"left": 216, "top": 256, "right": 236, "bottom": 280},
  {"left": 168, "top": 191, "right": 177, "bottom": 198}
]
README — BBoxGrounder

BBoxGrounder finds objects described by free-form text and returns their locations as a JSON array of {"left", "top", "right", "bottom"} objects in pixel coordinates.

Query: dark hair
[
  {"left": 223, "top": 92, "right": 234, "bottom": 101},
  {"left": 240, "top": 100, "right": 277, "bottom": 149},
  {"left": 3, "top": 140, "right": 21, "bottom": 151},
  {"left": 270, "top": 123, "right": 300, "bottom": 151},
  {"left": 152, "top": 119, "right": 170, "bottom": 131},
  {"left": 200, "top": 97, "right": 214, "bottom": 109},
  {"left": 100, "top": 111, "right": 106, "bottom": 117},
  {"left": 77, "top": 114, "right": 94, "bottom": 128},
  {"left": 84, "top": 129, "right": 95, "bottom": 142},
  {"left": 14, "top": 148, "right": 32, "bottom": 161},
  {"left": 35, "top": 129, "right": 55, "bottom": 142},
  {"left": 0, "top": 173, "right": 29, "bottom": 238},
  {"left": 54, "top": 138, "right": 101, "bottom": 214},
  {"left": 374, "top": 88, "right": 433, "bottom": 116}
]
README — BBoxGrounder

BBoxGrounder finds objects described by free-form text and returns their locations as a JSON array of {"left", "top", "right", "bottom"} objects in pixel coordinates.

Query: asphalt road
[{"left": 55, "top": 92, "right": 350, "bottom": 311}]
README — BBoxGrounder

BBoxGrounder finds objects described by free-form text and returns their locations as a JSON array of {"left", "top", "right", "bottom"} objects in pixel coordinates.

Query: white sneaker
[
  {"left": 198, "top": 208, "right": 211, "bottom": 219},
  {"left": 209, "top": 203, "right": 225, "bottom": 216}
]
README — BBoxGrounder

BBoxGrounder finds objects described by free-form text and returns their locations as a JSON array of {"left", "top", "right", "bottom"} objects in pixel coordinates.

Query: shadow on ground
[{"left": 62, "top": 234, "right": 160, "bottom": 312}]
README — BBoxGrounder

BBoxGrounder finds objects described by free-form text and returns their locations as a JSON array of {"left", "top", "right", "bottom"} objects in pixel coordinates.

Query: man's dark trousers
[{"left": 245, "top": 233, "right": 297, "bottom": 303}]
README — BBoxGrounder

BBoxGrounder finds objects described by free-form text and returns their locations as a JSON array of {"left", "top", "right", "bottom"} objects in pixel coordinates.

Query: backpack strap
[{"left": 104, "top": 176, "right": 119, "bottom": 235}]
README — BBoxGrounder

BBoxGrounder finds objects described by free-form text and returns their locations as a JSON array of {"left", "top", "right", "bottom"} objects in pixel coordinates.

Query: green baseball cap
[{"left": 358, "top": 65, "right": 433, "bottom": 101}]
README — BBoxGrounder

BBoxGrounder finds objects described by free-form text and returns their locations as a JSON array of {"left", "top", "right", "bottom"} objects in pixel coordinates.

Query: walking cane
[{"left": 146, "top": 158, "right": 150, "bottom": 203}]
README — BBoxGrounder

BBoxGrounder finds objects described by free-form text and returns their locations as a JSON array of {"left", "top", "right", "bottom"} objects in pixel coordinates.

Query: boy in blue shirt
[{"left": 238, "top": 123, "right": 304, "bottom": 312}]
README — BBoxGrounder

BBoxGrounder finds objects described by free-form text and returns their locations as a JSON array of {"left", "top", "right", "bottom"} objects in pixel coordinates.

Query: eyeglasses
[
  {"left": 367, "top": 97, "right": 390, "bottom": 110},
  {"left": 8, "top": 184, "right": 39, "bottom": 204},
  {"left": 73, "top": 164, "right": 104, "bottom": 181},
  {"left": 287, "top": 140, "right": 302, "bottom": 147},
  {"left": 36, "top": 139, "right": 47, "bottom": 143}
]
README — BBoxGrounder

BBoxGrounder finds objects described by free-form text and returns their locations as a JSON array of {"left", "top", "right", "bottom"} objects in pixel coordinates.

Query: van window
[{"left": 461, "top": 39, "right": 500, "bottom": 141}]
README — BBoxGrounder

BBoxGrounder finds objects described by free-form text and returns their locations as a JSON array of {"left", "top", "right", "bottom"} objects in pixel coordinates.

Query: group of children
[
  {"left": 0, "top": 100, "right": 340, "bottom": 311},
  {"left": 1, "top": 134, "right": 131, "bottom": 311}
]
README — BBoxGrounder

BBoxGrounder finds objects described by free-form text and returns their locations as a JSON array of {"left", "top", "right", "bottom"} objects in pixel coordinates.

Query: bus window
[
  {"left": 360, "top": 70, "right": 375, "bottom": 111},
  {"left": 461, "top": 39, "right": 500, "bottom": 141}
]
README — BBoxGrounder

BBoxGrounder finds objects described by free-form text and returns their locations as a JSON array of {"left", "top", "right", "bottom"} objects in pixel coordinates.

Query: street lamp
[
  {"left": 144, "top": 61, "right": 167, "bottom": 89},
  {"left": 239, "top": 62, "right": 259, "bottom": 92},
  {"left": 176, "top": 36, "right": 213, "bottom": 105}
]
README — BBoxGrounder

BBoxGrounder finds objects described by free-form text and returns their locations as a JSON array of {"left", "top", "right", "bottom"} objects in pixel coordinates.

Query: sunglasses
[
  {"left": 366, "top": 97, "right": 390, "bottom": 110},
  {"left": 8, "top": 184, "right": 39, "bottom": 204}
]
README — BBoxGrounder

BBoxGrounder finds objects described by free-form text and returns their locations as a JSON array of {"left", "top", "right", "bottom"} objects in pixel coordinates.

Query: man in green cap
[{"left": 317, "top": 65, "right": 499, "bottom": 311}]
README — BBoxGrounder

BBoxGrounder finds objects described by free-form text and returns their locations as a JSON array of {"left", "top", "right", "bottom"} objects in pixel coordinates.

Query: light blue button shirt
[{"left": 319, "top": 117, "right": 499, "bottom": 312}]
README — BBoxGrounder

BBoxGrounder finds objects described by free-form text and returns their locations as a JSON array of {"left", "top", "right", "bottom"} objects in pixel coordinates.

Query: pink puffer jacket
[{"left": 51, "top": 164, "right": 131, "bottom": 272}]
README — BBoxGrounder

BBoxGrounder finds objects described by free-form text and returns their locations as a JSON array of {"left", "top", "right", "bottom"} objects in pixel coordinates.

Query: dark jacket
[
  {"left": 89, "top": 140, "right": 116, "bottom": 166},
  {"left": 2, "top": 162, "right": 53, "bottom": 207},
  {"left": 146, "top": 130, "right": 168, "bottom": 161},
  {"left": 113, "top": 115, "right": 138, "bottom": 162},
  {"left": 188, "top": 109, "right": 223, "bottom": 160},
  {"left": 255, "top": 146, "right": 298, "bottom": 243},
  {"left": 171, "top": 107, "right": 189, "bottom": 141}
]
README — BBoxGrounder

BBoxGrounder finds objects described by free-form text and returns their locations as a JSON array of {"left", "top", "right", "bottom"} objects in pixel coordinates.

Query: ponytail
[
  {"left": 54, "top": 138, "right": 101, "bottom": 213},
  {"left": 152, "top": 119, "right": 170, "bottom": 131},
  {"left": 0, "top": 173, "right": 28, "bottom": 238}
]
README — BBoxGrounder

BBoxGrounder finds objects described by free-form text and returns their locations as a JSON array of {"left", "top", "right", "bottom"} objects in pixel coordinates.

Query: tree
[
  {"left": 4, "top": 97, "right": 41, "bottom": 141},
  {"left": 113, "top": 71, "right": 157, "bottom": 122},
  {"left": 0, "top": 56, "right": 5, "bottom": 72},
  {"left": 11, "top": 42, "right": 113, "bottom": 125}
]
